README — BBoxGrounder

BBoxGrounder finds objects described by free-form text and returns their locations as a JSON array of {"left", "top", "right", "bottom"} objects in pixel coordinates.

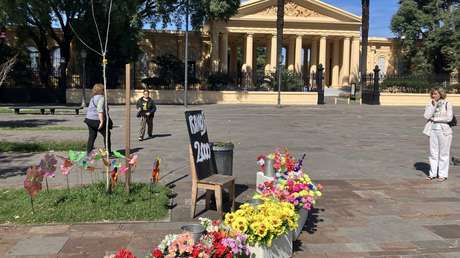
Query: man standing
[{"left": 136, "top": 89, "right": 156, "bottom": 141}]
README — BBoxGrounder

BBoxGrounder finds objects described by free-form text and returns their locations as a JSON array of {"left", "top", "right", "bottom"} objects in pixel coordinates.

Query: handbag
[{"left": 446, "top": 102, "right": 457, "bottom": 127}]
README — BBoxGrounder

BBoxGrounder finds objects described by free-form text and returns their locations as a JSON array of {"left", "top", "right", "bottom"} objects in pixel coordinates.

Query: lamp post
[
  {"left": 184, "top": 0, "right": 189, "bottom": 109},
  {"left": 80, "top": 49, "right": 87, "bottom": 107}
]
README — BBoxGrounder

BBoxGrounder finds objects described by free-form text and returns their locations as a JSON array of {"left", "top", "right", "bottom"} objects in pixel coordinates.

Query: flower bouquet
[
  {"left": 223, "top": 199, "right": 297, "bottom": 257},
  {"left": 150, "top": 218, "right": 250, "bottom": 258},
  {"left": 256, "top": 149, "right": 323, "bottom": 240}
]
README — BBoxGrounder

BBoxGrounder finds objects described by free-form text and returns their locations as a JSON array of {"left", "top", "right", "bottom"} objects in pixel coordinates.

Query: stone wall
[{"left": 66, "top": 89, "right": 318, "bottom": 105}]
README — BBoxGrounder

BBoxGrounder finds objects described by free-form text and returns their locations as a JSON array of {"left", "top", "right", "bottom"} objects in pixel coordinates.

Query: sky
[
  {"left": 321, "top": 0, "right": 399, "bottom": 37},
  {"left": 161, "top": 0, "right": 400, "bottom": 38}
]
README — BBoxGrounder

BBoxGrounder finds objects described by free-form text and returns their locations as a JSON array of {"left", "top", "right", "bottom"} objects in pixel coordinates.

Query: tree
[
  {"left": 0, "top": 55, "right": 16, "bottom": 86},
  {"left": 140, "top": 0, "right": 239, "bottom": 30},
  {"left": 361, "top": 0, "right": 369, "bottom": 95},
  {"left": 276, "top": 0, "right": 284, "bottom": 106},
  {"left": 391, "top": 0, "right": 460, "bottom": 75}
]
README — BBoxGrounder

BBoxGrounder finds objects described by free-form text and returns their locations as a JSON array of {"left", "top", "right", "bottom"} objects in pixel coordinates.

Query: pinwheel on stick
[
  {"left": 23, "top": 166, "right": 44, "bottom": 214},
  {"left": 39, "top": 153, "right": 57, "bottom": 192},
  {"left": 150, "top": 158, "right": 161, "bottom": 208}
]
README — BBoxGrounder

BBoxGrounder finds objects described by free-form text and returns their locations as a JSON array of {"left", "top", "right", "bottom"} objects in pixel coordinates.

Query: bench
[{"left": 10, "top": 106, "right": 83, "bottom": 115}]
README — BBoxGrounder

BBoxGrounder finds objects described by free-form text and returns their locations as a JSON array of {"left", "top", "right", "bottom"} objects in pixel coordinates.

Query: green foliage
[
  {"left": 0, "top": 140, "right": 86, "bottom": 152},
  {"left": 264, "top": 70, "right": 303, "bottom": 92},
  {"left": 0, "top": 183, "right": 170, "bottom": 224},
  {"left": 381, "top": 75, "right": 452, "bottom": 93},
  {"left": 142, "top": 54, "right": 200, "bottom": 89},
  {"left": 147, "top": 0, "right": 240, "bottom": 30},
  {"left": 391, "top": 0, "right": 460, "bottom": 74},
  {"left": 206, "top": 72, "right": 230, "bottom": 90}
]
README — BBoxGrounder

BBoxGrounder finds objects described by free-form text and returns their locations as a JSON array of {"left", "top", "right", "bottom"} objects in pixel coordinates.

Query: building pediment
[{"left": 234, "top": 0, "right": 361, "bottom": 23}]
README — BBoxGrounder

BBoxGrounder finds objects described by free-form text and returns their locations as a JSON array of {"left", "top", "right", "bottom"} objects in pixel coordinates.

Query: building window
[
  {"left": 50, "top": 48, "right": 62, "bottom": 75},
  {"left": 27, "top": 47, "right": 39, "bottom": 72}
]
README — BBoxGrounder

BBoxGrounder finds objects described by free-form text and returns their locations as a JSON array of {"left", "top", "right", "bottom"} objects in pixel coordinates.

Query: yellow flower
[
  {"left": 225, "top": 213, "right": 235, "bottom": 225},
  {"left": 232, "top": 217, "right": 249, "bottom": 233}
]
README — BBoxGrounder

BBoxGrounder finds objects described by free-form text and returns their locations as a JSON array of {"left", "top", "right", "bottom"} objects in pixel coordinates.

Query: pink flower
[{"left": 303, "top": 203, "right": 312, "bottom": 210}]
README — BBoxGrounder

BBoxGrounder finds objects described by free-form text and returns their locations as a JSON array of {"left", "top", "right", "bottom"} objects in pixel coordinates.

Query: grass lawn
[
  {"left": 0, "top": 141, "right": 86, "bottom": 152},
  {"left": 0, "top": 183, "right": 171, "bottom": 224}
]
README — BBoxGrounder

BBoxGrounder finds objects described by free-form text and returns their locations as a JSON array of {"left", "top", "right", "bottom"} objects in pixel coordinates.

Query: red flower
[
  {"left": 151, "top": 249, "right": 163, "bottom": 258},
  {"left": 114, "top": 248, "right": 136, "bottom": 258},
  {"left": 191, "top": 246, "right": 201, "bottom": 258}
]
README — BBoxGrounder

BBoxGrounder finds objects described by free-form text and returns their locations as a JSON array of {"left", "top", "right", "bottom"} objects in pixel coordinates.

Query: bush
[
  {"left": 206, "top": 72, "right": 230, "bottom": 91},
  {"left": 381, "top": 75, "right": 452, "bottom": 93},
  {"left": 263, "top": 70, "right": 303, "bottom": 92}
]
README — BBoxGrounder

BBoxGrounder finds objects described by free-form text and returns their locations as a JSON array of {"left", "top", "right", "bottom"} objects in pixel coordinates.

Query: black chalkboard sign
[{"left": 185, "top": 110, "right": 216, "bottom": 180}]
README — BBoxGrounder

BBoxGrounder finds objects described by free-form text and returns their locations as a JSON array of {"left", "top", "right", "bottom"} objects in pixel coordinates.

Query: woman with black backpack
[
  {"left": 136, "top": 89, "right": 156, "bottom": 141},
  {"left": 423, "top": 87, "right": 455, "bottom": 182}
]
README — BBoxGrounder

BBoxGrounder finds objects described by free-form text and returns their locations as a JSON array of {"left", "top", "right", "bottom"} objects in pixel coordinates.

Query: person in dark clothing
[
  {"left": 136, "top": 89, "right": 156, "bottom": 141},
  {"left": 84, "top": 83, "right": 112, "bottom": 154}
]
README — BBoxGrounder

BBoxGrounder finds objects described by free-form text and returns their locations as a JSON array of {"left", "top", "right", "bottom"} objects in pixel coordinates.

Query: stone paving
[{"left": 2, "top": 105, "right": 460, "bottom": 257}]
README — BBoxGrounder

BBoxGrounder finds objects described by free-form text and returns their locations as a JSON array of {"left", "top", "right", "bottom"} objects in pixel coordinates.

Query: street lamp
[{"left": 80, "top": 49, "right": 87, "bottom": 107}]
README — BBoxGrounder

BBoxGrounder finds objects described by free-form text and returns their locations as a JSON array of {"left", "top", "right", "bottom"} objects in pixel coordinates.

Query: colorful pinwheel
[
  {"left": 151, "top": 158, "right": 160, "bottom": 184},
  {"left": 39, "top": 153, "right": 57, "bottom": 177},
  {"left": 24, "top": 166, "right": 44, "bottom": 213}
]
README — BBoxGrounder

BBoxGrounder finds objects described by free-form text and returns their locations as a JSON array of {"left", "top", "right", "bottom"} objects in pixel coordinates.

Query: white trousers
[{"left": 429, "top": 130, "right": 452, "bottom": 178}]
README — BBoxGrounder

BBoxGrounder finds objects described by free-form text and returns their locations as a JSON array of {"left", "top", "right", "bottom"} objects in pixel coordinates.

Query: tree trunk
[
  {"left": 360, "top": 0, "right": 370, "bottom": 98},
  {"left": 58, "top": 38, "right": 72, "bottom": 104},
  {"left": 276, "top": 0, "right": 284, "bottom": 106},
  {"left": 38, "top": 46, "right": 52, "bottom": 89}
]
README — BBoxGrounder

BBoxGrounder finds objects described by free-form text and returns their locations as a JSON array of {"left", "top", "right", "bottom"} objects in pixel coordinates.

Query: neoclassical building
[
  {"left": 136, "top": 0, "right": 397, "bottom": 89},
  {"left": 13, "top": 0, "right": 397, "bottom": 90}
]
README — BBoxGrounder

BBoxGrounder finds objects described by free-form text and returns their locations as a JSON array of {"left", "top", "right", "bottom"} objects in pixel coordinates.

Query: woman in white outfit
[{"left": 423, "top": 88, "right": 453, "bottom": 182}]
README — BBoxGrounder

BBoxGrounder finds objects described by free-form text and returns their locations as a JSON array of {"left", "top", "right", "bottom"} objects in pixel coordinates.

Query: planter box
[
  {"left": 292, "top": 208, "right": 309, "bottom": 240},
  {"left": 248, "top": 233, "right": 292, "bottom": 258},
  {"left": 256, "top": 172, "right": 274, "bottom": 193}
]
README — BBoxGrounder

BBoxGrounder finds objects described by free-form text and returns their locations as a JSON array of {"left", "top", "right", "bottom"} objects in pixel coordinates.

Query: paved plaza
[{"left": 2, "top": 104, "right": 460, "bottom": 257}]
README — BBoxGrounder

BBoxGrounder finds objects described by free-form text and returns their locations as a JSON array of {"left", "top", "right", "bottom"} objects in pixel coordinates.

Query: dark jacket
[{"left": 136, "top": 97, "right": 156, "bottom": 117}]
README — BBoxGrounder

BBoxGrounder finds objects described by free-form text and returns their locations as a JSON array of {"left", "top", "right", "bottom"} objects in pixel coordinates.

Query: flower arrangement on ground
[
  {"left": 256, "top": 148, "right": 323, "bottom": 210},
  {"left": 224, "top": 199, "right": 298, "bottom": 247},
  {"left": 104, "top": 247, "right": 137, "bottom": 258},
  {"left": 150, "top": 218, "right": 250, "bottom": 258}
]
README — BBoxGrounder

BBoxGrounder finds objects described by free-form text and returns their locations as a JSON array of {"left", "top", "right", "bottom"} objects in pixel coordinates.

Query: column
[
  {"left": 304, "top": 46, "right": 309, "bottom": 76},
  {"left": 229, "top": 45, "right": 238, "bottom": 79},
  {"left": 270, "top": 34, "right": 277, "bottom": 72},
  {"left": 319, "top": 36, "right": 327, "bottom": 68},
  {"left": 295, "top": 35, "right": 303, "bottom": 73},
  {"left": 310, "top": 39, "right": 318, "bottom": 74},
  {"left": 211, "top": 31, "right": 220, "bottom": 72},
  {"left": 287, "top": 36, "right": 295, "bottom": 71},
  {"left": 242, "top": 33, "right": 254, "bottom": 86},
  {"left": 221, "top": 32, "right": 228, "bottom": 73},
  {"left": 332, "top": 39, "right": 340, "bottom": 87},
  {"left": 265, "top": 36, "right": 272, "bottom": 74},
  {"left": 350, "top": 36, "right": 360, "bottom": 84},
  {"left": 340, "top": 37, "right": 351, "bottom": 86}
]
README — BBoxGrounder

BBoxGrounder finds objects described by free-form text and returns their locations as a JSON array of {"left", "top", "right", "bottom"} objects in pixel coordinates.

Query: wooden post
[{"left": 125, "top": 63, "right": 132, "bottom": 193}]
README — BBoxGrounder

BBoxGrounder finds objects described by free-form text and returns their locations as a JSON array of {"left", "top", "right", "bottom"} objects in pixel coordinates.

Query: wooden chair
[{"left": 189, "top": 147, "right": 235, "bottom": 218}]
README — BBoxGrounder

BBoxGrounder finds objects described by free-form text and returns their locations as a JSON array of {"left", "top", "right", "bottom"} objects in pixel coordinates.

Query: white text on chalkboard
[
  {"left": 194, "top": 141, "right": 211, "bottom": 163},
  {"left": 188, "top": 113, "right": 207, "bottom": 136}
]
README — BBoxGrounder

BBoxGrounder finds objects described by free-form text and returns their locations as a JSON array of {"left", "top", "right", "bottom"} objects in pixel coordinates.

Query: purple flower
[{"left": 294, "top": 154, "right": 306, "bottom": 172}]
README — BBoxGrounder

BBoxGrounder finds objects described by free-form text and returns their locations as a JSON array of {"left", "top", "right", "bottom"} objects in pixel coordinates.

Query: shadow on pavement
[
  {"left": 115, "top": 147, "right": 144, "bottom": 155},
  {"left": 414, "top": 162, "right": 430, "bottom": 176},
  {"left": 0, "top": 166, "right": 28, "bottom": 179},
  {"left": 0, "top": 119, "right": 67, "bottom": 128},
  {"left": 294, "top": 207, "right": 323, "bottom": 252}
]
